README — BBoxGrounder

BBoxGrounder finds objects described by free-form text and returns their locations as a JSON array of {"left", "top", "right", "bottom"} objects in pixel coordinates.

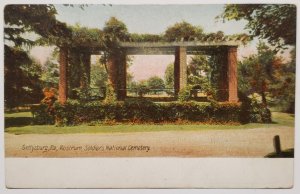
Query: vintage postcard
[{"left": 2, "top": 0, "right": 298, "bottom": 189}]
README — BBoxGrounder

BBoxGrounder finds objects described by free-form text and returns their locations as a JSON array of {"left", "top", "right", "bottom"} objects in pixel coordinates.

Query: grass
[{"left": 4, "top": 111, "right": 294, "bottom": 135}]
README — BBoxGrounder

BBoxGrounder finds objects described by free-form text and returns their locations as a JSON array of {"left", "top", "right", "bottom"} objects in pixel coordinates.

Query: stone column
[
  {"left": 58, "top": 47, "right": 68, "bottom": 104},
  {"left": 217, "top": 49, "right": 228, "bottom": 101},
  {"left": 174, "top": 46, "right": 187, "bottom": 96},
  {"left": 217, "top": 47, "right": 238, "bottom": 102},
  {"left": 107, "top": 55, "right": 118, "bottom": 96},
  {"left": 118, "top": 53, "right": 127, "bottom": 100},
  {"left": 228, "top": 47, "right": 238, "bottom": 102}
]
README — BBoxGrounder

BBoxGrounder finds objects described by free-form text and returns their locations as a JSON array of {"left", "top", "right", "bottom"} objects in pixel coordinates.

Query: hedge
[{"left": 31, "top": 99, "right": 251, "bottom": 126}]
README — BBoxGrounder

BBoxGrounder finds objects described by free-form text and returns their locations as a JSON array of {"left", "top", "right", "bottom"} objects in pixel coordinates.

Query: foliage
[
  {"left": 68, "top": 25, "right": 103, "bottom": 47},
  {"left": 220, "top": 4, "right": 296, "bottom": 49},
  {"left": 268, "top": 48, "right": 296, "bottom": 113},
  {"left": 247, "top": 93, "right": 272, "bottom": 123},
  {"left": 41, "top": 87, "right": 57, "bottom": 110},
  {"left": 238, "top": 42, "right": 286, "bottom": 107},
  {"left": 71, "top": 87, "right": 96, "bottom": 102},
  {"left": 130, "top": 33, "right": 164, "bottom": 42},
  {"left": 53, "top": 99, "right": 244, "bottom": 125},
  {"left": 164, "top": 21, "right": 204, "bottom": 41},
  {"left": 4, "top": 45, "right": 43, "bottom": 108},
  {"left": 4, "top": 4, "right": 71, "bottom": 47},
  {"left": 102, "top": 17, "right": 129, "bottom": 55},
  {"left": 104, "top": 81, "right": 117, "bottom": 103},
  {"left": 188, "top": 55, "right": 214, "bottom": 96},
  {"left": 31, "top": 87, "right": 57, "bottom": 125},
  {"left": 90, "top": 61, "right": 108, "bottom": 88},
  {"left": 40, "top": 49, "right": 59, "bottom": 88},
  {"left": 238, "top": 92, "right": 272, "bottom": 123},
  {"left": 4, "top": 4, "right": 69, "bottom": 109},
  {"left": 164, "top": 63, "right": 174, "bottom": 89},
  {"left": 178, "top": 86, "right": 192, "bottom": 102},
  {"left": 147, "top": 76, "right": 165, "bottom": 94},
  {"left": 134, "top": 81, "right": 150, "bottom": 97},
  {"left": 103, "top": 17, "right": 130, "bottom": 42},
  {"left": 31, "top": 104, "right": 55, "bottom": 125}
]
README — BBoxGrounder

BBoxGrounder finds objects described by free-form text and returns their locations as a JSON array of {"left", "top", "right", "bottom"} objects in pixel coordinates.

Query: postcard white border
[{"left": 1, "top": 0, "right": 300, "bottom": 192}]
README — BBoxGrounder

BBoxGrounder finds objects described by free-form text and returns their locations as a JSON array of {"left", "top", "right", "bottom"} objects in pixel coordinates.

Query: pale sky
[{"left": 29, "top": 4, "right": 273, "bottom": 81}]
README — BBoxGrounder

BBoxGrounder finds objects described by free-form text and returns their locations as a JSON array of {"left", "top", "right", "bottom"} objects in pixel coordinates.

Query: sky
[{"left": 30, "top": 4, "right": 261, "bottom": 81}]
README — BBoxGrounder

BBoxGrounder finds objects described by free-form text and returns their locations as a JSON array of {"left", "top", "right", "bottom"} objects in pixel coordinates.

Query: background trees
[
  {"left": 147, "top": 76, "right": 165, "bottom": 94},
  {"left": 238, "top": 42, "right": 295, "bottom": 113},
  {"left": 220, "top": 4, "right": 296, "bottom": 49},
  {"left": 4, "top": 5, "right": 70, "bottom": 109},
  {"left": 221, "top": 4, "right": 296, "bottom": 113},
  {"left": 164, "top": 21, "right": 204, "bottom": 41}
]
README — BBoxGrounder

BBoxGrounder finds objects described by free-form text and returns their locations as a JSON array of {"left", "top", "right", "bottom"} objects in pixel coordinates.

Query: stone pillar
[
  {"left": 118, "top": 53, "right": 127, "bottom": 100},
  {"left": 58, "top": 47, "right": 68, "bottom": 104},
  {"left": 217, "top": 49, "right": 228, "bottom": 101},
  {"left": 228, "top": 47, "right": 238, "bottom": 102},
  {"left": 107, "top": 55, "right": 118, "bottom": 96},
  {"left": 217, "top": 47, "right": 238, "bottom": 102},
  {"left": 174, "top": 46, "right": 187, "bottom": 96},
  {"left": 107, "top": 52, "right": 127, "bottom": 101}
]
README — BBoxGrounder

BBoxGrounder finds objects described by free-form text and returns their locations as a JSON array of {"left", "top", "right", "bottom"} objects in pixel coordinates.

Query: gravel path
[{"left": 5, "top": 127, "right": 294, "bottom": 157}]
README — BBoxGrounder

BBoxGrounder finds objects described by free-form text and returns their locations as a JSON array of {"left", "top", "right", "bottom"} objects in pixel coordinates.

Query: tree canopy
[
  {"left": 220, "top": 4, "right": 296, "bottom": 49},
  {"left": 4, "top": 4, "right": 70, "bottom": 47},
  {"left": 164, "top": 21, "right": 204, "bottom": 41}
]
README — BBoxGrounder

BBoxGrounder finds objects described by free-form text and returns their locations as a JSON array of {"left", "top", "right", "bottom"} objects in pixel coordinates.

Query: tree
[
  {"left": 220, "top": 4, "right": 296, "bottom": 49},
  {"left": 238, "top": 42, "right": 285, "bottom": 106},
  {"left": 164, "top": 21, "right": 204, "bottom": 41},
  {"left": 268, "top": 48, "right": 296, "bottom": 113},
  {"left": 187, "top": 55, "right": 214, "bottom": 97},
  {"left": 40, "top": 49, "right": 60, "bottom": 88},
  {"left": 101, "top": 17, "right": 130, "bottom": 70},
  {"left": 4, "top": 5, "right": 70, "bottom": 108},
  {"left": 147, "top": 76, "right": 165, "bottom": 94},
  {"left": 4, "top": 45, "right": 43, "bottom": 108},
  {"left": 188, "top": 55, "right": 211, "bottom": 86},
  {"left": 4, "top": 4, "right": 70, "bottom": 47},
  {"left": 164, "top": 63, "right": 174, "bottom": 88},
  {"left": 90, "top": 61, "right": 108, "bottom": 88},
  {"left": 135, "top": 80, "right": 150, "bottom": 97}
]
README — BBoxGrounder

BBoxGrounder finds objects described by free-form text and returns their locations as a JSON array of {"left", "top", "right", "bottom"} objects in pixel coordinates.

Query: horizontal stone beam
[{"left": 119, "top": 41, "right": 240, "bottom": 48}]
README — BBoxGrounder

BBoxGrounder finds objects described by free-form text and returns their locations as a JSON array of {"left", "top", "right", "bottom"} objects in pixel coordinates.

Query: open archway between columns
[{"left": 58, "top": 43, "right": 238, "bottom": 104}]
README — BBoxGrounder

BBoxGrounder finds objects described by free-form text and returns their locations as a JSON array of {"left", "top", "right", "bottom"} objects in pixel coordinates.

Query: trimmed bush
[
  {"left": 238, "top": 91, "right": 272, "bottom": 123},
  {"left": 178, "top": 86, "right": 191, "bottom": 102},
  {"left": 52, "top": 99, "right": 242, "bottom": 126},
  {"left": 31, "top": 104, "right": 55, "bottom": 125}
]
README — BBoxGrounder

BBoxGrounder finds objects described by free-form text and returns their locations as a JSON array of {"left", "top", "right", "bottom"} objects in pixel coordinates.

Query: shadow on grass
[
  {"left": 264, "top": 148, "right": 294, "bottom": 158},
  {"left": 5, "top": 117, "right": 33, "bottom": 128}
]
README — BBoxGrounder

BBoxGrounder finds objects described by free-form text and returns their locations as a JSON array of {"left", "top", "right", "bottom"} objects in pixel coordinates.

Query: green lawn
[{"left": 4, "top": 111, "right": 295, "bottom": 135}]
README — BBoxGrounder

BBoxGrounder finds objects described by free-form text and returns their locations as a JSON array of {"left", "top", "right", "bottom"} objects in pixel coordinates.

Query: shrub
[
  {"left": 31, "top": 87, "right": 57, "bottom": 125},
  {"left": 32, "top": 94, "right": 271, "bottom": 125},
  {"left": 238, "top": 92, "right": 272, "bottom": 123},
  {"left": 53, "top": 99, "right": 242, "bottom": 126},
  {"left": 104, "top": 81, "right": 117, "bottom": 103},
  {"left": 31, "top": 104, "right": 55, "bottom": 124},
  {"left": 178, "top": 86, "right": 191, "bottom": 102}
]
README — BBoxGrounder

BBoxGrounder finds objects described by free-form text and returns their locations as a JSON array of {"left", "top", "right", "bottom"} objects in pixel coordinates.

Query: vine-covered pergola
[{"left": 58, "top": 39, "right": 240, "bottom": 104}]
